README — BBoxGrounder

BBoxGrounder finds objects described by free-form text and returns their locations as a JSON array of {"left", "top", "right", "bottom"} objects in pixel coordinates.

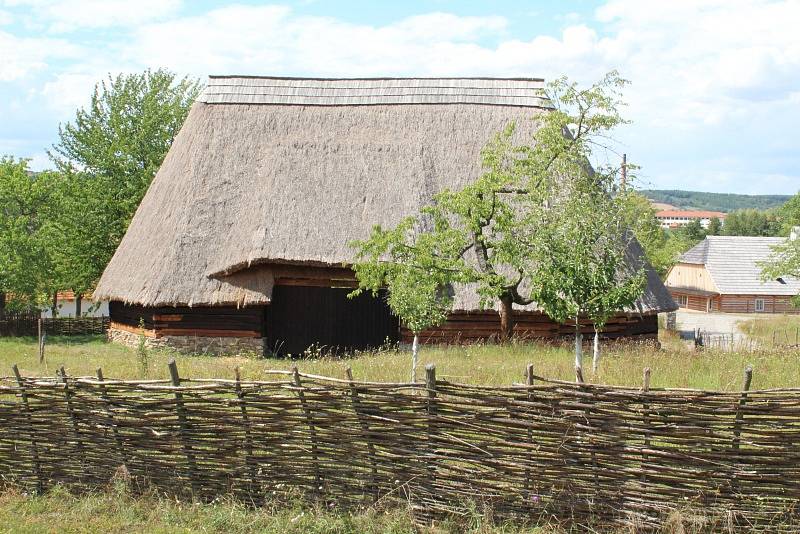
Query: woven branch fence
[
  {"left": 0, "top": 361, "right": 798, "bottom": 532},
  {"left": 0, "top": 315, "right": 109, "bottom": 337}
]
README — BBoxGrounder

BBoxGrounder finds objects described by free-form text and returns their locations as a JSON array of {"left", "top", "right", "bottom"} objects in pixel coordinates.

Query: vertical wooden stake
[
  {"left": 37, "top": 319, "right": 44, "bottom": 364},
  {"left": 524, "top": 364, "right": 534, "bottom": 503},
  {"left": 234, "top": 367, "right": 256, "bottom": 490},
  {"left": 12, "top": 365, "right": 43, "bottom": 494},
  {"left": 96, "top": 368, "right": 127, "bottom": 467},
  {"left": 425, "top": 364, "right": 438, "bottom": 515},
  {"left": 640, "top": 368, "right": 651, "bottom": 486},
  {"left": 168, "top": 359, "right": 198, "bottom": 494},
  {"left": 575, "top": 366, "right": 585, "bottom": 384},
  {"left": 732, "top": 366, "right": 753, "bottom": 452},
  {"left": 59, "top": 366, "right": 83, "bottom": 454},
  {"left": 292, "top": 366, "right": 321, "bottom": 494},
  {"left": 346, "top": 367, "right": 379, "bottom": 502}
]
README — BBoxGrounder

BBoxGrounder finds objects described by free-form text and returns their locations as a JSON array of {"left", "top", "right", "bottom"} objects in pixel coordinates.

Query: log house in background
[
  {"left": 94, "top": 76, "right": 677, "bottom": 355},
  {"left": 666, "top": 236, "right": 800, "bottom": 314}
]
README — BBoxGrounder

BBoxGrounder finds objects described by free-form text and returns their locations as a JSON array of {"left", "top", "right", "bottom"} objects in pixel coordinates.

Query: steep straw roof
[{"left": 95, "top": 76, "right": 676, "bottom": 314}]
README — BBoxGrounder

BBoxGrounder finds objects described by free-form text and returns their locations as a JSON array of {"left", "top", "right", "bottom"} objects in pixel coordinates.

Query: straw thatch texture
[
  {"left": 94, "top": 76, "right": 675, "bottom": 314},
  {"left": 1, "top": 367, "right": 798, "bottom": 532}
]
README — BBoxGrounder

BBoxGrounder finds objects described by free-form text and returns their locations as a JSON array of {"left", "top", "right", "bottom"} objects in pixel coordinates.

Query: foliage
[
  {"left": 527, "top": 171, "right": 647, "bottom": 367},
  {"left": 351, "top": 72, "right": 640, "bottom": 343},
  {"left": 707, "top": 216, "right": 722, "bottom": 236},
  {"left": 618, "top": 190, "right": 673, "bottom": 276},
  {"left": 49, "top": 69, "right": 201, "bottom": 296},
  {"left": 678, "top": 218, "right": 706, "bottom": 242},
  {"left": 721, "top": 209, "right": 782, "bottom": 237},
  {"left": 0, "top": 157, "right": 55, "bottom": 309},
  {"left": 759, "top": 238, "right": 800, "bottom": 306},
  {"left": 778, "top": 190, "right": 800, "bottom": 233},
  {"left": 642, "top": 189, "right": 791, "bottom": 213}
]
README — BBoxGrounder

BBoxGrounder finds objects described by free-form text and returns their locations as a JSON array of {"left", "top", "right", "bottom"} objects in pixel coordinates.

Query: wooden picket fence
[
  {"left": 0, "top": 314, "right": 109, "bottom": 337},
  {"left": 0, "top": 362, "right": 798, "bottom": 532}
]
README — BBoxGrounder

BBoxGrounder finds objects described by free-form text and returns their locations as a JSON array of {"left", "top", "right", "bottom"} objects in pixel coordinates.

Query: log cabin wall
[
  {"left": 109, "top": 301, "right": 265, "bottom": 338},
  {"left": 404, "top": 311, "right": 658, "bottom": 345},
  {"left": 718, "top": 295, "right": 800, "bottom": 314}
]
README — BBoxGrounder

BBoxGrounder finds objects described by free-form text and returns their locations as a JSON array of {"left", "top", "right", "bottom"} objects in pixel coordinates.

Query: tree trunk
[
  {"left": 75, "top": 293, "right": 82, "bottom": 317},
  {"left": 411, "top": 334, "right": 420, "bottom": 383},
  {"left": 499, "top": 294, "right": 514, "bottom": 344},
  {"left": 0, "top": 291, "right": 5, "bottom": 318},
  {"left": 51, "top": 291, "right": 59, "bottom": 318},
  {"left": 592, "top": 326, "right": 601, "bottom": 373},
  {"left": 574, "top": 317, "right": 583, "bottom": 374}
]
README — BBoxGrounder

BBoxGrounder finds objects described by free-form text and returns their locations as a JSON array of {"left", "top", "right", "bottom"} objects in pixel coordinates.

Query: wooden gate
[{"left": 265, "top": 285, "right": 399, "bottom": 356}]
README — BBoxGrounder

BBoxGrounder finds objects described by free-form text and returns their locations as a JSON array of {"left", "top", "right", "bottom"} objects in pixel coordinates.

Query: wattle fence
[
  {"left": 0, "top": 313, "right": 109, "bottom": 337},
  {"left": 0, "top": 363, "right": 798, "bottom": 532}
]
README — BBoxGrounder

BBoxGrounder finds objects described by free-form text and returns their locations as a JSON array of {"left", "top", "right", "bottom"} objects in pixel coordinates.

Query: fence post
[
  {"left": 58, "top": 366, "right": 83, "bottom": 454},
  {"left": 96, "top": 367, "right": 127, "bottom": 467},
  {"left": 732, "top": 366, "right": 753, "bottom": 452},
  {"left": 640, "top": 368, "right": 651, "bottom": 486},
  {"left": 424, "top": 364, "right": 438, "bottom": 518},
  {"left": 234, "top": 367, "right": 256, "bottom": 491},
  {"left": 168, "top": 359, "right": 198, "bottom": 494},
  {"left": 292, "top": 366, "right": 321, "bottom": 495},
  {"left": 38, "top": 319, "right": 44, "bottom": 364},
  {"left": 346, "top": 367, "right": 379, "bottom": 502},
  {"left": 12, "top": 364, "right": 43, "bottom": 494},
  {"left": 524, "top": 363, "right": 534, "bottom": 503}
]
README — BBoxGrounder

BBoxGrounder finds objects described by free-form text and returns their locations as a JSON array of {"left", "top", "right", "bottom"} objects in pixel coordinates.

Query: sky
[{"left": 1, "top": 0, "right": 799, "bottom": 195}]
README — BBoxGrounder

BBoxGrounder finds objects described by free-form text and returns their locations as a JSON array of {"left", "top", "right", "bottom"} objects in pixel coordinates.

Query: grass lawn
[
  {"left": 1, "top": 329, "right": 798, "bottom": 390},
  {"left": 739, "top": 314, "right": 800, "bottom": 347}
]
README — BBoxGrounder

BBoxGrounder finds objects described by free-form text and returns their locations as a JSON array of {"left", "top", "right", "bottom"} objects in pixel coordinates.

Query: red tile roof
[{"left": 655, "top": 210, "right": 727, "bottom": 219}]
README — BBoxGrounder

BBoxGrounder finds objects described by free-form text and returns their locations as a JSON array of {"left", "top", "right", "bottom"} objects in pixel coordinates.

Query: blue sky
[{"left": 1, "top": 0, "right": 798, "bottom": 195}]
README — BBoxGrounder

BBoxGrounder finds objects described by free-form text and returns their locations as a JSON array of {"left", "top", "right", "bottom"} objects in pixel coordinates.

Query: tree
[
  {"left": 721, "top": 209, "right": 781, "bottom": 237},
  {"left": 49, "top": 69, "right": 201, "bottom": 298},
  {"left": 526, "top": 171, "right": 646, "bottom": 373},
  {"left": 679, "top": 218, "right": 706, "bottom": 243},
  {"left": 351, "top": 72, "right": 638, "bottom": 358},
  {"left": 0, "top": 157, "right": 55, "bottom": 311},
  {"left": 350, "top": 236, "right": 454, "bottom": 381},
  {"left": 707, "top": 216, "right": 722, "bottom": 236},
  {"left": 617, "top": 190, "right": 675, "bottom": 276},
  {"left": 760, "top": 238, "right": 800, "bottom": 307},
  {"left": 778, "top": 190, "right": 800, "bottom": 234}
]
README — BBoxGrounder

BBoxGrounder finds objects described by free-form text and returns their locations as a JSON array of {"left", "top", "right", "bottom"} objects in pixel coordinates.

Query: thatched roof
[{"left": 95, "top": 76, "right": 676, "bottom": 314}]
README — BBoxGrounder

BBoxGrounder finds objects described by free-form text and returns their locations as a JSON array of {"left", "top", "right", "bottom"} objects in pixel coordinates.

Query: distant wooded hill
[{"left": 642, "top": 190, "right": 792, "bottom": 213}]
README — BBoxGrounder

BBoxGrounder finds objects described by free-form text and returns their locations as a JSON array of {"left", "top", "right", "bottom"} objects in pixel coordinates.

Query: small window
[
  {"left": 754, "top": 299, "right": 765, "bottom": 312},
  {"left": 677, "top": 295, "right": 688, "bottom": 307}
]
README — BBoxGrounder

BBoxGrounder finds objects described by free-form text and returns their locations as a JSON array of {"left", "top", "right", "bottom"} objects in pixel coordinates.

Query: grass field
[
  {"left": 0, "top": 329, "right": 798, "bottom": 390},
  {"left": 739, "top": 314, "right": 800, "bottom": 347}
]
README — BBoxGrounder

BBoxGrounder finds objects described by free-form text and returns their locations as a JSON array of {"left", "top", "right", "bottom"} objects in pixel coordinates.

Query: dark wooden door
[{"left": 265, "top": 285, "right": 399, "bottom": 356}]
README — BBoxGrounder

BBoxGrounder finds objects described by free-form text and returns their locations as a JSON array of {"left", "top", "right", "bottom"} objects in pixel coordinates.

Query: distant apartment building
[{"left": 655, "top": 210, "right": 726, "bottom": 230}]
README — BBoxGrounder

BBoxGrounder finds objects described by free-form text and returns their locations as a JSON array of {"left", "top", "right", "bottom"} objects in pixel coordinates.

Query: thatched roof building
[{"left": 96, "top": 76, "right": 676, "bottom": 355}]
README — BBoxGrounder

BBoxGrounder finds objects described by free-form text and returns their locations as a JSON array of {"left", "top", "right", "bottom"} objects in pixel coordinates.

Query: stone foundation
[{"left": 108, "top": 326, "right": 264, "bottom": 356}]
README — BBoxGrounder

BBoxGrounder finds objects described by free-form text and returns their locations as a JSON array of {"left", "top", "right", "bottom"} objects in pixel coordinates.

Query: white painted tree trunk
[
  {"left": 411, "top": 334, "right": 420, "bottom": 383},
  {"left": 592, "top": 327, "right": 601, "bottom": 373},
  {"left": 574, "top": 321, "right": 583, "bottom": 374}
]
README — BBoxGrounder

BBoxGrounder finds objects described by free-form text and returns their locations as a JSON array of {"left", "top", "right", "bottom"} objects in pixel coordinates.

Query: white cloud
[
  {"left": 2, "top": 0, "right": 182, "bottom": 32},
  {"left": 0, "top": 30, "right": 82, "bottom": 80},
  {"left": 3, "top": 0, "right": 800, "bottom": 192}
]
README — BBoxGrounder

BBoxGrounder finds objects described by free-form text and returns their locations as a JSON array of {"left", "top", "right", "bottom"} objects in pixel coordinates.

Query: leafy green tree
[
  {"left": 527, "top": 172, "right": 646, "bottom": 373},
  {"left": 760, "top": 238, "right": 800, "bottom": 307},
  {"left": 0, "top": 157, "right": 55, "bottom": 311},
  {"left": 617, "top": 190, "right": 677, "bottom": 276},
  {"left": 707, "top": 216, "right": 722, "bottom": 236},
  {"left": 721, "top": 209, "right": 781, "bottom": 237},
  {"left": 49, "top": 69, "right": 201, "bottom": 299},
  {"left": 351, "top": 72, "right": 640, "bottom": 361},
  {"left": 679, "top": 218, "right": 706, "bottom": 242},
  {"left": 778, "top": 191, "right": 800, "bottom": 233}
]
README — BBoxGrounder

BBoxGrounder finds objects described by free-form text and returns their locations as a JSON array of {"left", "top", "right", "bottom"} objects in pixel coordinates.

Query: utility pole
[{"left": 621, "top": 153, "right": 627, "bottom": 191}]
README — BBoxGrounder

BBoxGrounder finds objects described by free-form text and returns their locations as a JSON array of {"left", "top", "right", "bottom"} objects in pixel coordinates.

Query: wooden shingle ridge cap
[
  {"left": 206, "top": 75, "right": 546, "bottom": 82},
  {"left": 199, "top": 75, "right": 550, "bottom": 107}
]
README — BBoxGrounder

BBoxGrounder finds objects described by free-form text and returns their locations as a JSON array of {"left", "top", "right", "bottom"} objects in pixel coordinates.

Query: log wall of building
[
  {"left": 403, "top": 311, "right": 658, "bottom": 344},
  {"left": 109, "top": 302, "right": 264, "bottom": 338}
]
